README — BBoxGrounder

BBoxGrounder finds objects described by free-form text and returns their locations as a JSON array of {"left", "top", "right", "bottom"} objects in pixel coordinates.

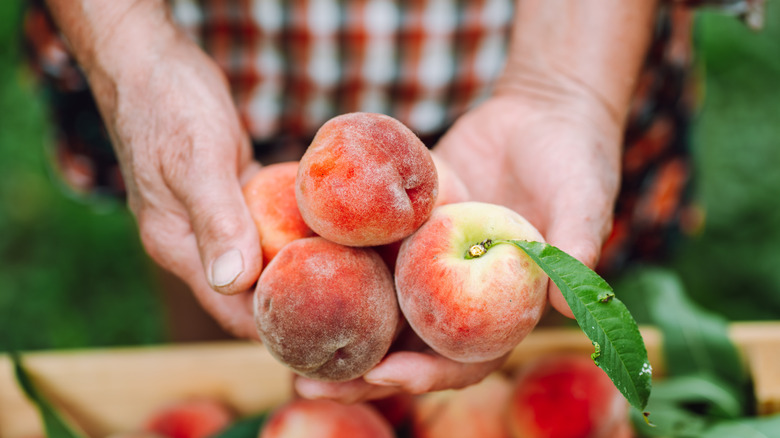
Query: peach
[
  {"left": 242, "top": 161, "right": 315, "bottom": 266},
  {"left": 260, "top": 399, "right": 395, "bottom": 438},
  {"left": 144, "top": 399, "right": 234, "bottom": 438},
  {"left": 296, "top": 112, "right": 438, "bottom": 247},
  {"left": 411, "top": 373, "right": 513, "bottom": 438},
  {"left": 507, "top": 354, "right": 631, "bottom": 438},
  {"left": 395, "top": 202, "right": 548, "bottom": 363},
  {"left": 254, "top": 237, "right": 399, "bottom": 382}
]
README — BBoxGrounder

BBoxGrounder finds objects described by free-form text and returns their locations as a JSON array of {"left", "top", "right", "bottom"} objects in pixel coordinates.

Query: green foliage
[
  {"left": 0, "top": 0, "right": 165, "bottom": 352},
  {"left": 619, "top": 267, "right": 779, "bottom": 437},
  {"left": 669, "top": 8, "right": 780, "bottom": 320}
]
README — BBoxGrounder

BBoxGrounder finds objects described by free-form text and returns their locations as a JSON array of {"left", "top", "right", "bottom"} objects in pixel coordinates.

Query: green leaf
[
  {"left": 630, "top": 403, "right": 708, "bottom": 438},
  {"left": 630, "top": 268, "right": 747, "bottom": 399},
  {"left": 501, "top": 240, "right": 652, "bottom": 411},
  {"left": 700, "top": 414, "right": 780, "bottom": 438},
  {"left": 212, "top": 413, "right": 268, "bottom": 438},
  {"left": 10, "top": 352, "right": 86, "bottom": 438},
  {"left": 650, "top": 374, "right": 743, "bottom": 419}
]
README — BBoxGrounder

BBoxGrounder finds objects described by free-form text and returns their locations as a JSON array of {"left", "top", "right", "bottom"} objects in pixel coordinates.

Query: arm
[{"left": 44, "top": 0, "right": 264, "bottom": 338}]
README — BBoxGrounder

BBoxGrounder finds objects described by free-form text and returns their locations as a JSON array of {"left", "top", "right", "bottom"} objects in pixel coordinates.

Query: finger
[
  {"left": 544, "top": 189, "right": 614, "bottom": 318},
  {"left": 294, "top": 376, "right": 401, "bottom": 404},
  {"left": 363, "top": 351, "right": 507, "bottom": 394},
  {"left": 171, "top": 163, "right": 263, "bottom": 296}
]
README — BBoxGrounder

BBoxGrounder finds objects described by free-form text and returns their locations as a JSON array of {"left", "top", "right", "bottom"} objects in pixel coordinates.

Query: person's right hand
[{"left": 85, "top": 13, "right": 264, "bottom": 339}]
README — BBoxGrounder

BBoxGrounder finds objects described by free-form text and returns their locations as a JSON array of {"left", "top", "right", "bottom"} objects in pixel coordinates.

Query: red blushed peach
[
  {"left": 260, "top": 399, "right": 395, "bottom": 438},
  {"left": 395, "top": 202, "right": 548, "bottom": 363},
  {"left": 411, "top": 373, "right": 513, "bottom": 438},
  {"left": 254, "top": 237, "right": 399, "bottom": 382},
  {"left": 144, "top": 399, "right": 234, "bottom": 438},
  {"left": 242, "top": 161, "right": 316, "bottom": 266},
  {"left": 296, "top": 112, "right": 438, "bottom": 247},
  {"left": 507, "top": 354, "right": 631, "bottom": 438}
]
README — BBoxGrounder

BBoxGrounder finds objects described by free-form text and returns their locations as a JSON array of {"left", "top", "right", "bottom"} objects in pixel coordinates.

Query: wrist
[
  {"left": 492, "top": 74, "right": 624, "bottom": 155},
  {"left": 44, "top": 0, "right": 178, "bottom": 87},
  {"left": 496, "top": 0, "right": 658, "bottom": 137}
]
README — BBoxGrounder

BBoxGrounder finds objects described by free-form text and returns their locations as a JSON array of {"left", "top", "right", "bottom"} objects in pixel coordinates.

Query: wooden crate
[{"left": 1, "top": 322, "right": 778, "bottom": 438}]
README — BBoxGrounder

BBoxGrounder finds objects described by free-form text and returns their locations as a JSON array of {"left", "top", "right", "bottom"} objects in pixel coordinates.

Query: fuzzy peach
[
  {"left": 242, "top": 161, "right": 315, "bottom": 266},
  {"left": 395, "top": 202, "right": 548, "bottom": 363},
  {"left": 507, "top": 354, "right": 631, "bottom": 438},
  {"left": 260, "top": 399, "right": 395, "bottom": 438},
  {"left": 254, "top": 237, "right": 399, "bottom": 382},
  {"left": 411, "top": 373, "right": 513, "bottom": 438},
  {"left": 144, "top": 399, "right": 234, "bottom": 438},
  {"left": 296, "top": 112, "right": 438, "bottom": 247}
]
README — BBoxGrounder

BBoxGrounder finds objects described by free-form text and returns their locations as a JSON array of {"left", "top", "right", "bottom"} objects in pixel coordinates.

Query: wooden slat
[
  {"left": 1, "top": 322, "right": 778, "bottom": 438},
  {"left": 0, "top": 341, "right": 291, "bottom": 438}
]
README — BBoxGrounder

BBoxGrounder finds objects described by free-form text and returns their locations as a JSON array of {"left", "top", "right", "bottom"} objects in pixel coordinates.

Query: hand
[{"left": 89, "top": 26, "right": 264, "bottom": 339}]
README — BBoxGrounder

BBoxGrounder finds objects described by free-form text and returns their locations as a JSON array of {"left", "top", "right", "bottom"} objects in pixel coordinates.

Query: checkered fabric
[{"left": 21, "top": 0, "right": 763, "bottom": 274}]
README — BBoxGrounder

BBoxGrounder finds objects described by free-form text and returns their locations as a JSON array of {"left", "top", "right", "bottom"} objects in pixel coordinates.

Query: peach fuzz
[
  {"left": 296, "top": 112, "right": 438, "bottom": 247},
  {"left": 242, "top": 161, "right": 315, "bottom": 266},
  {"left": 411, "top": 373, "right": 513, "bottom": 438},
  {"left": 260, "top": 399, "right": 394, "bottom": 438},
  {"left": 395, "top": 202, "right": 548, "bottom": 363},
  {"left": 144, "top": 398, "right": 234, "bottom": 438},
  {"left": 254, "top": 237, "right": 399, "bottom": 382},
  {"left": 507, "top": 354, "right": 631, "bottom": 438}
]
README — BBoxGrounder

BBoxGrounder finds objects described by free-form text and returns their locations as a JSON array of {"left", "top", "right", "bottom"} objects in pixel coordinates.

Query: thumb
[
  {"left": 175, "top": 167, "right": 264, "bottom": 295},
  {"left": 544, "top": 210, "right": 613, "bottom": 319}
]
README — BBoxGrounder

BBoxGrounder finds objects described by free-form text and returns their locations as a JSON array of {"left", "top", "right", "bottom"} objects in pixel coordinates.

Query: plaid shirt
[{"left": 22, "top": 0, "right": 764, "bottom": 274}]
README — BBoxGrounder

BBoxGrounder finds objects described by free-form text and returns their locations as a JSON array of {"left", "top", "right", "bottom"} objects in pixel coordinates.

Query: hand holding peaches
[{"left": 244, "top": 112, "right": 557, "bottom": 403}]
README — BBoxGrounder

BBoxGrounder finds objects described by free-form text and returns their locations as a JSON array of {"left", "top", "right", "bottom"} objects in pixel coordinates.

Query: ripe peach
[
  {"left": 260, "top": 399, "right": 395, "bottom": 438},
  {"left": 507, "top": 354, "right": 631, "bottom": 438},
  {"left": 242, "top": 161, "right": 315, "bottom": 266},
  {"left": 395, "top": 202, "right": 548, "bottom": 363},
  {"left": 144, "top": 399, "right": 234, "bottom": 438},
  {"left": 411, "top": 373, "right": 513, "bottom": 438},
  {"left": 296, "top": 112, "right": 438, "bottom": 247},
  {"left": 254, "top": 237, "right": 399, "bottom": 382}
]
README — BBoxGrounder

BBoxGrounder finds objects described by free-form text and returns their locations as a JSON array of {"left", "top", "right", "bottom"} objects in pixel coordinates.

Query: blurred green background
[{"left": 1, "top": 2, "right": 778, "bottom": 352}]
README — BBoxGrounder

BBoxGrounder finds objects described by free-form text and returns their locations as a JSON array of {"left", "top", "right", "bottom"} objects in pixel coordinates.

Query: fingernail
[
  {"left": 364, "top": 371, "right": 401, "bottom": 387},
  {"left": 211, "top": 249, "right": 244, "bottom": 287},
  {"left": 365, "top": 378, "right": 402, "bottom": 387}
]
